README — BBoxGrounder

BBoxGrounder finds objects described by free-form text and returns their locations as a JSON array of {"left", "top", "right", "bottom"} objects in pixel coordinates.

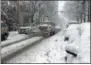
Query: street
[
  {"left": 1, "top": 22, "right": 90, "bottom": 63},
  {"left": 1, "top": 31, "right": 28, "bottom": 47},
  {"left": 1, "top": 1, "right": 90, "bottom": 64},
  {"left": 1, "top": 30, "right": 66, "bottom": 63}
]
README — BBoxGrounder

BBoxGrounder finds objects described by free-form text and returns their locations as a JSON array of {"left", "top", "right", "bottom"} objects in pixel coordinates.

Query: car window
[{"left": 1, "top": 23, "right": 6, "bottom": 28}]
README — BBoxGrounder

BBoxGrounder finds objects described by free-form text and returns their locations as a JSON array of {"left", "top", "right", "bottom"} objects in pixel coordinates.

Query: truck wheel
[{"left": 50, "top": 31, "right": 55, "bottom": 36}]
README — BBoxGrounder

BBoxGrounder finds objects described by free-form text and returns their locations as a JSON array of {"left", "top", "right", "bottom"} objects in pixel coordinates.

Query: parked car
[
  {"left": 38, "top": 22, "right": 55, "bottom": 37},
  {"left": 64, "top": 22, "right": 80, "bottom": 42},
  {"left": 18, "top": 26, "right": 32, "bottom": 34},
  {"left": 1, "top": 21, "right": 9, "bottom": 41}
]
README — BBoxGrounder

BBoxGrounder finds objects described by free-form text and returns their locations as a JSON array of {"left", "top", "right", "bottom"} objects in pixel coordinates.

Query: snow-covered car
[
  {"left": 64, "top": 23, "right": 80, "bottom": 42},
  {"left": 18, "top": 26, "right": 32, "bottom": 34},
  {"left": 38, "top": 22, "right": 55, "bottom": 37}
]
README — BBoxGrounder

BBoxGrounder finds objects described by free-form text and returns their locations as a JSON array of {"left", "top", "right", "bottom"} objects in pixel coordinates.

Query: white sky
[
  {"left": 57, "top": 1, "right": 69, "bottom": 26},
  {"left": 58, "top": 1, "right": 67, "bottom": 15}
]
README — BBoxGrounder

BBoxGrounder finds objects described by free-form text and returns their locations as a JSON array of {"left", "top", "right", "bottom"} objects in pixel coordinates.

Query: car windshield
[{"left": 39, "top": 22, "right": 55, "bottom": 26}]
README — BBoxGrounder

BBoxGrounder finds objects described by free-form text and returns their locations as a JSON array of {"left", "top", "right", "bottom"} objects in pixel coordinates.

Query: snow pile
[
  {"left": 65, "top": 22, "right": 90, "bottom": 63},
  {"left": 45, "top": 31, "right": 67, "bottom": 63},
  {"left": 34, "top": 51, "right": 48, "bottom": 63},
  {"left": 33, "top": 31, "right": 67, "bottom": 63}
]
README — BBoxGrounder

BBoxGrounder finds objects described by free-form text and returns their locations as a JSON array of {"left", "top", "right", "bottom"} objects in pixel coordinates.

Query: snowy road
[
  {"left": 1, "top": 31, "right": 28, "bottom": 47},
  {"left": 1, "top": 22, "right": 90, "bottom": 63},
  {"left": 1, "top": 30, "right": 66, "bottom": 63},
  {"left": 1, "top": 30, "right": 42, "bottom": 47}
]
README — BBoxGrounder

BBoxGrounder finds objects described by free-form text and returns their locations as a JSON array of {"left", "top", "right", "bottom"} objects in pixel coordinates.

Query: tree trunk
[
  {"left": 89, "top": 1, "right": 91, "bottom": 22},
  {"left": 88, "top": 1, "right": 91, "bottom": 22}
]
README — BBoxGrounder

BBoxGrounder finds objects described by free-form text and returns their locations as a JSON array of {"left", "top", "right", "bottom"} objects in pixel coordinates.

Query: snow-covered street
[
  {"left": 1, "top": 22, "right": 90, "bottom": 63},
  {"left": 1, "top": 29, "right": 66, "bottom": 63},
  {"left": 1, "top": 31, "right": 28, "bottom": 47},
  {"left": 1, "top": 1, "right": 90, "bottom": 64}
]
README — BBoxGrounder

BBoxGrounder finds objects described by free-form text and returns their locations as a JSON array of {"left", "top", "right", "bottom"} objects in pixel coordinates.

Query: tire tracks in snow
[
  {"left": 1, "top": 34, "right": 34, "bottom": 48},
  {"left": 1, "top": 36, "right": 43, "bottom": 63}
]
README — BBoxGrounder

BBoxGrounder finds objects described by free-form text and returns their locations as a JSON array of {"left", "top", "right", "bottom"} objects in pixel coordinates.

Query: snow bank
[
  {"left": 45, "top": 31, "right": 67, "bottom": 63},
  {"left": 34, "top": 30, "right": 67, "bottom": 63}
]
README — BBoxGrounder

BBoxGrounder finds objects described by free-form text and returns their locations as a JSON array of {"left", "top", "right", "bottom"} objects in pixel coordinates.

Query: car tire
[
  {"left": 53, "top": 31, "right": 55, "bottom": 34},
  {"left": 50, "top": 31, "right": 55, "bottom": 36},
  {"left": 1, "top": 34, "right": 4, "bottom": 41},
  {"left": 50, "top": 32, "right": 52, "bottom": 36},
  {"left": 43, "top": 33, "right": 49, "bottom": 37},
  {"left": 4, "top": 33, "right": 8, "bottom": 40}
]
